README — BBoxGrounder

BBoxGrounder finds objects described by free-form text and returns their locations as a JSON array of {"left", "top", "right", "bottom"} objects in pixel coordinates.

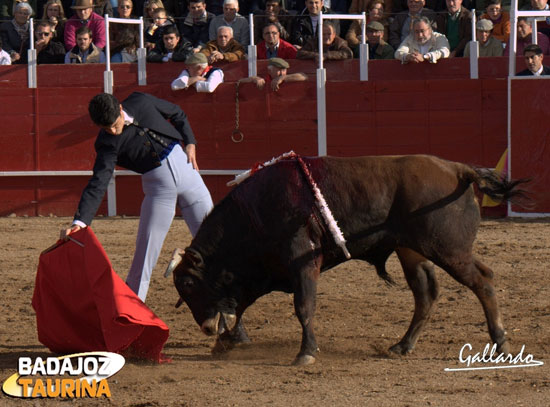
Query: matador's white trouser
[{"left": 125, "top": 144, "right": 213, "bottom": 302}]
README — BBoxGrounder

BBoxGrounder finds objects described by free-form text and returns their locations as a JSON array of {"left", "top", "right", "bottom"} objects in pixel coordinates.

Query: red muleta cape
[{"left": 32, "top": 227, "right": 170, "bottom": 362}]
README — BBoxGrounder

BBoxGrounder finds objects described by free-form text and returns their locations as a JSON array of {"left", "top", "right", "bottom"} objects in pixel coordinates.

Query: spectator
[
  {"left": 364, "top": 20, "right": 394, "bottom": 59},
  {"left": 20, "top": 21, "right": 66, "bottom": 63},
  {"left": 435, "top": 0, "right": 472, "bottom": 58},
  {"left": 111, "top": 26, "right": 139, "bottom": 62},
  {"left": 253, "top": 0, "right": 294, "bottom": 42},
  {"left": 517, "top": 43, "right": 550, "bottom": 75},
  {"left": 350, "top": 0, "right": 392, "bottom": 15},
  {"left": 110, "top": 0, "right": 139, "bottom": 50},
  {"left": 481, "top": 0, "right": 510, "bottom": 44},
  {"left": 179, "top": 0, "right": 214, "bottom": 53},
  {"left": 0, "top": 36, "right": 11, "bottom": 64},
  {"left": 147, "top": 24, "right": 193, "bottom": 62},
  {"left": 171, "top": 52, "right": 224, "bottom": 92},
  {"left": 291, "top": 0, "right": 340, "bottom": 48},
  {"left": 143, "top": 0, "right": 163, "bottom": 18},
  {"left": 208, "top": 0, "right": 249, "bottom": 46},
  {"left": 521, "top": 0, "right": 550, "bottom": 36},
  {"left": 41, "top": 0, "right": 67, "bottom": 44},
  {"left": 145, "top": 7, "right": 174, "bottom": 49},
  {"left": 505, "top": 17, "right": 550, "bottom": 56},
  {"left": 464, "top": 19, "right": 503, "bottom": 57},
  {"left": 0, "top": 0, "right": 36, "bottom": 20},
  {"left": 257, "top": 22, "right": 297, "bottom": 59},
  {"left": 395, "top": 16, "right": 450, "bottom": 63},
  {"left": 0, "top": 1, "right": 32, "bottom": 64},
  {"left": 201, "top": 25, "right": 245, "bottom": 63},
  {"left": 94, "top": 0, "right": 113, "bottom": 17},
  {"left": 65, "top": 25, "right": 106, "bottom": 62},
  {"left": 346, "top": 0, "right": 389, "bottom": 47},
  {"left": 64, "top": 0, "right": 106, "bottom": 51},
  {"left": 297, "top": 22, "right": 353, "bottom": 61},
  {"left": 389, "top": 0, "right": 436, "bottom": 50},
  {"left": 239, "top": 57, "right": 308, "bottom": 91}
]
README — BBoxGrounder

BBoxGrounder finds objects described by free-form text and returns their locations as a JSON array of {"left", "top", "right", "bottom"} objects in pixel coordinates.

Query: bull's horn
[
  {"left": 164, "top": 248, "right": 185, "bottom": 278},
  {"left": 175, "top": 297, "right": 184, "bottom": 308},
  {"left": 221, "top": 312, "right": 237, "bottom": 331}
]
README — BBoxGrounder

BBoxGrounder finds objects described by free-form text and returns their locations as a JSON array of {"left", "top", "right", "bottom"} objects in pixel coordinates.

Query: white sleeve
[
  {"left": 195, "top": 69, "right": 224, "bottom": 93},
  {"left": 171, "top": 69, "right": 191, "bottom": 90}
]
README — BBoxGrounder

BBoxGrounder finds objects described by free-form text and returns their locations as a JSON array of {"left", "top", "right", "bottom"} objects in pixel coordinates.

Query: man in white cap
[
  {"left": 64, "top": 0, "right": 106, "bottom": 51},
  {"left": 464, "top": 19, "right": 503, "bottom": 57},
  {"left": 171, "top": 52, "right": 224, "bottom": 93}
]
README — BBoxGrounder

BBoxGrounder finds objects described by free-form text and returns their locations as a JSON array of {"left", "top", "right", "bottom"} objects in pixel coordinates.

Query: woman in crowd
[
  {"left": 41, "top": 0, "right": 66, "bottom": 44},
  {"left": 111, "top": 26, "right": 138, "bottom": 62},
  {"left": 0, "top": 1, "right": 32, "bottom": 63}
]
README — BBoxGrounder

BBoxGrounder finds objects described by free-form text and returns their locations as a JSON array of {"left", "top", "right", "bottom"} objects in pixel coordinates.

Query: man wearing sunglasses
[{"left": 20, "top": 22, "right": 66, "bottom": 64}]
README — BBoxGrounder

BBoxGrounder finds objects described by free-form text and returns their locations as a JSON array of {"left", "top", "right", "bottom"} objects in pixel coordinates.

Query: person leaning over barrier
[
  {"left": 0, "top": 37, "right": 11, "bottom": 65},
  {"left": 517, "top": 43, "right": 550, "bottom": 76},
  {"left": 395, "top": 16, "right": 450, "bottom": 64},
  {"left": 464, "top": 19, "right": 503, "bottom": 58},
  {"left": 238, "top": 57, "right": 307, "bottom": 91},
  {"left": 171, "top": 52, "right": 224, "bottom": 92},
  {"left": 60, "top": 92, "right": 214, "bottom": 302}
]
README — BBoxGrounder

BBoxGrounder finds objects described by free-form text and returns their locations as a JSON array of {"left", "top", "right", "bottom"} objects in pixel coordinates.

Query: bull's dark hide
[{"left": 173, "top": 154, "right": 528, "bottom": 365}]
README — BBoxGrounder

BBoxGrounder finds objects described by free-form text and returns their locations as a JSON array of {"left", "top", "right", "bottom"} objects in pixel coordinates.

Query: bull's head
[{"left": 167, "top": 248, "right": 239, "bottom": 336}]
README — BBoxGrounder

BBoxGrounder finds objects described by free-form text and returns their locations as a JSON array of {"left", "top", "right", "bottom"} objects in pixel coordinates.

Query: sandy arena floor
[{"left": 0, "top": 216, "right": 549, "bottom": 406}]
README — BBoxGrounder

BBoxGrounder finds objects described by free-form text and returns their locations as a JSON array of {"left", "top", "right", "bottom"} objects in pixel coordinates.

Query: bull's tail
[{"left": 466, "top": 166, "right": 531, "bottom": 207}]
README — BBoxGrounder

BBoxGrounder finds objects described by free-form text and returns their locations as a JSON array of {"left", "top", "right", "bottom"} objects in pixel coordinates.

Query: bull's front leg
[{"left": 293, "top": 273, "right": 320, "bottom": 366}]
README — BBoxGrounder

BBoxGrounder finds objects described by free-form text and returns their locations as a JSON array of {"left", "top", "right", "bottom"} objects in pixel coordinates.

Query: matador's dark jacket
[{"left": 74, "top": 92, "right": 196, "bottom": 225}]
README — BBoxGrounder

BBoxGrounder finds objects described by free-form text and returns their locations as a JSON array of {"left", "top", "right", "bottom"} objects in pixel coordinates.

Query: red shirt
[{"left": 257, "top": 39, "right": 297, "bottom": 60}]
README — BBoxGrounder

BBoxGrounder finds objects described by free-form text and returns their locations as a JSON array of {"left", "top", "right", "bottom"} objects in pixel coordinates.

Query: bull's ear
[
  {"left": 184, "top": 248, "right": 204, "bottom": 269},
  {"left": 220, "top": 270, "right": 234, "bottom": 285}
]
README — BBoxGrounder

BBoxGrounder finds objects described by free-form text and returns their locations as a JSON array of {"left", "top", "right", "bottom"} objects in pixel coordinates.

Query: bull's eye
[{"left": 183, "top": 277, "right": 194, "bottom": 288}]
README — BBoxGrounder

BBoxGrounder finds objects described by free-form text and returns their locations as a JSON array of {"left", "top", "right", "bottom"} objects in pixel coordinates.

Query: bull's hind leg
[
  {"left": 442, "top": 257, "right": 509, "bottom": 354},
  {"left": 389, "top": 247, "right": 439, "bottom": 355}
]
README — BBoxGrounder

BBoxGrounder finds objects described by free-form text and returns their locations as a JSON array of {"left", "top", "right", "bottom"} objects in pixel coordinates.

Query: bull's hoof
[
  {"left": 211, "top": 331, "right": 251, "bottom": 355},
  {"left": 389, "top": 342, "right": 413, "bottom": 355},
  {"left": 497, "top": 341, "right": 510, "bottom": 355},
  {"left": 292, "top": 354, "right": 316, "bottom": 366}
]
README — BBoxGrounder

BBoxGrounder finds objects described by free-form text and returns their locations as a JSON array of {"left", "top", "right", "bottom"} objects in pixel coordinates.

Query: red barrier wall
[
  {"left": 0, "top": 58, "right": 520, "bottom": 217},
  {"left": 510, "top": 78, "right": 550, "bottom": 214}
]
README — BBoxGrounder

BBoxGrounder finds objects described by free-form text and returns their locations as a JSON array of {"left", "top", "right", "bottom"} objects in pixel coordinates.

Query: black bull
[{"left": 170, "top": 155, "right": 528, "bottom": 365}]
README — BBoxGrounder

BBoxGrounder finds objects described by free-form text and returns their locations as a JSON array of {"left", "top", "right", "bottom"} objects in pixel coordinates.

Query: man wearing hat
[
  {"left": 239, "top": 57, "right": 307, "bottom": 92},
  {"left": 171, "top": 52, "right": 224, "bottom": 93},
  {"left": 364, "top": 20, "right": 394, "bottom": 60},
  {"left": 61, "top": 92, "right": 213, "bottom": 302},
  {"left": 464, "top": 19, "right": 503, "bottom": 57},
  {"left": 64, "top": 0, "right": 106, "bottom": 51}
]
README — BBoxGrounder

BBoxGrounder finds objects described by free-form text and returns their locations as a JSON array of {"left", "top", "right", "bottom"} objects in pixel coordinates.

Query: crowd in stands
[{"left": 1, "top": 0, "right": 549, "bottom": 76}]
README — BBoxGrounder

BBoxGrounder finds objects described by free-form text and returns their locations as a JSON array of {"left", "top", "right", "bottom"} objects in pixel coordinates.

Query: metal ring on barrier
[{"left": 231, "top": 129, "right": 244, "bottom": 143}]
